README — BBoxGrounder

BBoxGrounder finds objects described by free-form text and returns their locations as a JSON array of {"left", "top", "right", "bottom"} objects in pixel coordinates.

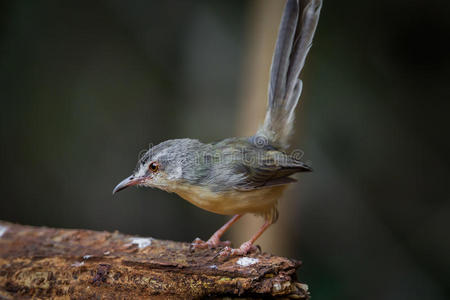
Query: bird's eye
[{"left": 149, "top": 162, "right": 159, "bottom": 172}]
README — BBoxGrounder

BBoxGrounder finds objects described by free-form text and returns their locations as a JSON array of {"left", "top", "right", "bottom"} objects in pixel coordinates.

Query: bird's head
[{"left": 112, "top": 140, "right": 189, "bottom": 194}]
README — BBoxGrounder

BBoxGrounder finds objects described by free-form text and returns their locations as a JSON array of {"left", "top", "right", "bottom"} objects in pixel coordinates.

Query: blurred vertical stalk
[{"left": 232, "top": 0, "right": 290, "bottom": 255}]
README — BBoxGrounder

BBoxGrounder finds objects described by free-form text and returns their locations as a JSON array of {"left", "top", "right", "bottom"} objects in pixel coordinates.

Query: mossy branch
[{"left": 0, "top": 221, "right": 308, "bottom": 299}]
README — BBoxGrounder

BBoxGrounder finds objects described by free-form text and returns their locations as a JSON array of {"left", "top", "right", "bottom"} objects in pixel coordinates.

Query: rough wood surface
[{"left": 0, "top": 221, "right": 308, "bottom": 299}]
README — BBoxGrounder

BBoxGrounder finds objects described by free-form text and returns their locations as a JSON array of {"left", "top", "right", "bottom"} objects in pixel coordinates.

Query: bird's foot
[
  {"left": 219, "top": 241, "right": 259, "bottom": 257},
  {"left": 191, "top": 237, "right": 231, "bottom": 250}
]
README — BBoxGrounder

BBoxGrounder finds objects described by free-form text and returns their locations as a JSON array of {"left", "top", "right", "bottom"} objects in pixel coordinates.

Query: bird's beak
[{"left": 112, "top": 176, "right": 142, "bottom": 194}]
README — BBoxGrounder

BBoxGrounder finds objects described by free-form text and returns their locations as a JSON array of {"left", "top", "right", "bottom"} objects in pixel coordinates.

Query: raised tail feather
[{"left": 257, "top": 0, "right": 322, "bottom": 150}]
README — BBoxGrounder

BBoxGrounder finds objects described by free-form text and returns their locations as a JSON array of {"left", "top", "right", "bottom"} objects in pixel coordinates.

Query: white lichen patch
[
  {"left": 71, "top": 261, "right": 85, "bottom": 267},
  {"left": 0, "top": 225, "right": 8, "bottom": 238},
  {"left": 273, "top": 282, "right": 282, "bottom": 292},
  {"left": 236, "top": 257, "right": 259, "bottom": 267},
  {"left": 130, "top": 237, "right": 153, "bottom": 248},
  {"left": 209, "top": 264, "right": 218, "bottom": 269},
  {"left": 83, "top": 255, "right": 93, "bottom": 260}
]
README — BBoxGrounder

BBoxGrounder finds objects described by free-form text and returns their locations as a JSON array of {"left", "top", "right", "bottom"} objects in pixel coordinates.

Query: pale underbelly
[{"left": 172, "top": 184, "right": 287, "bottom": 215}]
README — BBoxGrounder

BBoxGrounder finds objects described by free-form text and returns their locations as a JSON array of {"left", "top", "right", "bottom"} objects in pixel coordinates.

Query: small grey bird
[{"left": 113, "top": 0, "right": 322, "bottom": 256}]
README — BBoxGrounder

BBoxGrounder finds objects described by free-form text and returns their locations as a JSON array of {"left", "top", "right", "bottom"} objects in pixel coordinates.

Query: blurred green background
[{"left": 0, "top": 1, "right": 449, "bottom": 299}]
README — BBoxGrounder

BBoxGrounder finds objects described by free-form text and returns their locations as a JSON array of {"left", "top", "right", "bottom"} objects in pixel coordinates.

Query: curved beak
[{"left": 112, "top": 176, "right": 142, "bottom": 194}]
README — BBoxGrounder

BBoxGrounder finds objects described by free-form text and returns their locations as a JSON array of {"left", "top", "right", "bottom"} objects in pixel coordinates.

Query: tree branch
[{"left": 0, "top": 221, "right": 308, "bottom": 299}]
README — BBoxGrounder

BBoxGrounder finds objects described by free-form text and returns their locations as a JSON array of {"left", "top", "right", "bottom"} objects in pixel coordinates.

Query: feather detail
[{"left": 258, "top": 0, "right": 322, "bottom": 150}]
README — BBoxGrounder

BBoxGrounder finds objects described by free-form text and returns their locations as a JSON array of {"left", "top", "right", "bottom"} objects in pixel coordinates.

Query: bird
[{"left": 113, "top": 0, "right": 322, "bottom": 256}]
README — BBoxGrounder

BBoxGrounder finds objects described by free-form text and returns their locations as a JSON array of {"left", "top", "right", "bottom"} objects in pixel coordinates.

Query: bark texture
[{"left": 0, "top": 221, "right": 308, "bottom": 299}]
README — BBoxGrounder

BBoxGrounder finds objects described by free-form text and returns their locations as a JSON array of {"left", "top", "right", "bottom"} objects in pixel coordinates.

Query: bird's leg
[
  {"left": 220, "top": 220, "right": 271, "bottom": 257},
  {"left": 192, "top": 214, "right": 242, "bottom": 249}
]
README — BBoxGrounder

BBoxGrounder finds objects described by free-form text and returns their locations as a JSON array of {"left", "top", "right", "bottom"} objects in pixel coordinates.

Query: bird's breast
[{"left": 169, "top": 182, "right": 286, "bottom": 216}]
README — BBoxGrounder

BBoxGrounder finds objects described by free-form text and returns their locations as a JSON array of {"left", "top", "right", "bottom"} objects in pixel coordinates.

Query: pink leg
[
  {"left": 220, "top": 220, "right": 271, "bottom": 256},
  {"left": 192, "top": 214, "right": 242, "bottom": 249}
]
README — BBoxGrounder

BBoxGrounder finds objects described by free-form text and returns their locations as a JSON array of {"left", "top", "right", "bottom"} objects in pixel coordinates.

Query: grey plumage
[
  {"left": 136, "top": 137, "right": 310, "bottom": 193},
  {"left": 258, "top": 0, "right": 322, "bottom": 150}
]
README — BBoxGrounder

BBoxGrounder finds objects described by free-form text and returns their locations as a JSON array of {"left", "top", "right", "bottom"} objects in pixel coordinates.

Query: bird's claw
[
  {"left": 191, "top": 237, "right": 231, "bottom": 250},
  {"left": 218, "top": 241, "right": 259, "bottom": 257}
]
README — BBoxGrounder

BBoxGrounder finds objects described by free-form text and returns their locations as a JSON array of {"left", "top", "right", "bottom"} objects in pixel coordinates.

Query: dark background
[{"left": 1, "top": 1, "right": 449, "bottom": 299}]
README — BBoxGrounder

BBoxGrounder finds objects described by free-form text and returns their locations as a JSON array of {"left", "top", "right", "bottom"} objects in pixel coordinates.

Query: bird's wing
[
  {"left": 234, "top": 151, "right": 311, "bottom": 191},
  {"left": 204, "top": 138, "right": 310, "bottom": 192}
]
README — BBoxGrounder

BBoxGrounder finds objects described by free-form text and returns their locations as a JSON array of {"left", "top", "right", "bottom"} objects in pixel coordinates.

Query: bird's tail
[{"left": 257, "top": 0, "right": 322, "bottom": 150}]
